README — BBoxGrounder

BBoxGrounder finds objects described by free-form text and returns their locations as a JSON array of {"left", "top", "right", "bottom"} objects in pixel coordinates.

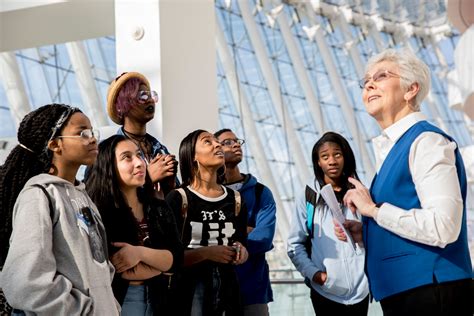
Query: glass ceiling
[{"left": 323, "top": 0, "right": 448, "bottom": 28}]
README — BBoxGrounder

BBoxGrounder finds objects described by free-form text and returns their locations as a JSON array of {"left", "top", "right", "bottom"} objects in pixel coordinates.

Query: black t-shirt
[
  {"left": 166, "top": 186, "right": 247, "bottom": 250},
  {"left": 166, "top": 186, "right": 247, "bottom": 315}
]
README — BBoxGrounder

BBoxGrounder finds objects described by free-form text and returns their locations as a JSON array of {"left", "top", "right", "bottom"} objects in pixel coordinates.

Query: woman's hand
[
  {"left": 343, "top": 177, "right": 378, "bottom": 218},
  {"left": 232, "top": 242, "right": 248, "bottom": 265},
  {"left": 312, "top": 271, "right": 327, "bottom": 285},
  {"left": 334, "top": 219, "right": 363, "bottom": 244},
  {"left": 111, "top": 242, "right": 142, "bottom": 273},
  {"left": 203, "top": 245, "right": 236, "bottom": 264},
  {"left": 148, "top": 154, "right": 177, "bottom": 183}
]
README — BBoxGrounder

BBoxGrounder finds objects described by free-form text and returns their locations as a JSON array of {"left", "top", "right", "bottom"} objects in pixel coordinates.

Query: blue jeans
[
  {"left": 191, "top": 267, "right": 225, "bottom": 316},
  {"left": 121, "top": 284, "right": 153, "bottom": 316},
  {"left": 190, "top": 280, "right": 205, "bottom": 316}
]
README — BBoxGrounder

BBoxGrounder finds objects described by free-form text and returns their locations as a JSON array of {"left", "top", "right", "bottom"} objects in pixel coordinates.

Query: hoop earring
[{"left": 195, "top": 166, "right": 201, "bottom": 180}]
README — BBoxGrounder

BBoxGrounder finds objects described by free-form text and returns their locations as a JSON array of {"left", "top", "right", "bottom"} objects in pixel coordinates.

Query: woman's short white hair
[{"left": 365, "top": 48, "right": 431, "bottom": 111}]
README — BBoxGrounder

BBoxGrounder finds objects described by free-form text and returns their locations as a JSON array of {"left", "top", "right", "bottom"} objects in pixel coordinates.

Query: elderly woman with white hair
[{"left": 337, "top": 49, "right": 472, "bottom": 315}]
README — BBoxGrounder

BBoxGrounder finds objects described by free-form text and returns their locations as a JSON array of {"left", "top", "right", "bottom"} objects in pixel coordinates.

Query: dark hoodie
[{"left": 228, "top": 174, "right": 276, "bottom": 305}]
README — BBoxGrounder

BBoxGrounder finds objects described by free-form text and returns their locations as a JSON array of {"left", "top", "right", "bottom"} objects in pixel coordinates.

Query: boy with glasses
[{"left": 215, "top": 128, "right": 276, "bottom": 316}]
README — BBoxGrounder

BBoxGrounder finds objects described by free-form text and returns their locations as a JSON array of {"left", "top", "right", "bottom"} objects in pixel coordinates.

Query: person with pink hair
[{"left": 107, "top": 72, "right": 178, "bottom": 199}]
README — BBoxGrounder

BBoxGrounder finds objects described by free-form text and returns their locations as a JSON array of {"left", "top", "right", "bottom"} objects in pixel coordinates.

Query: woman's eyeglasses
[
  {"left": 220, "top": 138, "right": 245, "bottom": 147},
  {"left": 137, "top": 90, "right": 159, "bottom": 104},
  {"left": 359, "top": 69, "right": 402, "bottom": 89},
  {"left": 57, "top": 129, "right": 100, "bottom": 143}
]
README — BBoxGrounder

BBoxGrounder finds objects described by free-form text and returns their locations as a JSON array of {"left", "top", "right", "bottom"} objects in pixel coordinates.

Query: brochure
[{"left": 320, "top": 183, "right": 357, "bottom": 252}]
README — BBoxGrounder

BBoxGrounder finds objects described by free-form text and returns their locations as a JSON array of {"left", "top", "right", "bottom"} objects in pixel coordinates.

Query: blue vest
[{"left": 364, "top": 121, "right": 472, "bottom": 301}]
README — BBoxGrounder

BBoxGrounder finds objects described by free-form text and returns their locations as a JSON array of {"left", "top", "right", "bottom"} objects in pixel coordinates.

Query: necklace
[
  {"left": 123, "top": 129, "right": 147, "bottom": 142},
  {"left": 123, "top": 129, "right": 152, "bottom": 161}
]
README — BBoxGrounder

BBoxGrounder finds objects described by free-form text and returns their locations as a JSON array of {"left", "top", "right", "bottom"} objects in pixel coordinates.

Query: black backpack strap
[
  {"left": 31, "top": 184, "right": 57, "bottom": 227},
  {"left": 248, "top": 182, "right": 264, "bottom": 227},
  {"left": 305, "top": 185, "right": 318, "bottom": 238},
  {"left": 254, "top": 182, "right": 264, "bottom": 208}
]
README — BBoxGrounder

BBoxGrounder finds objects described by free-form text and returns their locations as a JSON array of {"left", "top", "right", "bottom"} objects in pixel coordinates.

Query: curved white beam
[
  {"left": 268, "top": 0, "right": 326, "bottom": 135},
  {"left": 303, "top": 3, "right": 375, "bottom": 179},
  {"left": 0, "top": 52, "right": 31, "bottom": 128},
  {"left": 240, "top": 0, "right": 309, "bottom": 187},
  {"left": 216, "top": 20, "right": 290, "bottom": 240},
  {"left": 66, "top": 41, "right": 109, "bottom": 128}
]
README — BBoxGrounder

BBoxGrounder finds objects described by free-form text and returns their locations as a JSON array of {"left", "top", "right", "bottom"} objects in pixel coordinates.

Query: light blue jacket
[{"left": 287, "top": 180, "right": 369, "bottom": 304}]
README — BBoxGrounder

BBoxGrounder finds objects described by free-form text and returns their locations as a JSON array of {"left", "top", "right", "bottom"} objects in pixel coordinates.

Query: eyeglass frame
[
  {"left": 137, "top": 90, "right": 159, "bottom": 104},
  {"left": 220, "top": 138, "right": 245, "bottom": 147},
  {"left": 358, "top": 69, "right": 403, "bottom": 89},
  {"left": 57, "top": 129, "right": 100, "bottom": 143}
]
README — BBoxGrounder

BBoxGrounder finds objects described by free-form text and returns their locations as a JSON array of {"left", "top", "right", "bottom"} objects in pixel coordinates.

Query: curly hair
[
  {"left": 0, "top": 104, "right": 80, "bottom": 265},
  {"left": 214, "top": 128, "right": 232, "bottom": 139}
]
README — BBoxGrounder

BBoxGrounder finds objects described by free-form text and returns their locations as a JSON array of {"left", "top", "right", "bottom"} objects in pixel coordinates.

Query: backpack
[
  {"left": 304, "top": 184, "right": 321, "bottom": 256},
  {"left": 0, "top": 184, "right": 55, "bottom": 315},
  {"left": 175, "top": 187, "right": 241, "bottom": 240},
  {"left": 303, "top": 183, "right": 320, "bottom": 288}
]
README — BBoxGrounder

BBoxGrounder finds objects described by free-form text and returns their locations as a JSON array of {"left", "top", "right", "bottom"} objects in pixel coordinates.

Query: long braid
[{"left": 0, "top": 104, "right": 79, "bottom": 265}]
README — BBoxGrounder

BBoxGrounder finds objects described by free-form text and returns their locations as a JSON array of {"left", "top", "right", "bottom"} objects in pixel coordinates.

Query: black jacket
[{"left": 101, "top": 196, "right": 183, "bottom": 315}]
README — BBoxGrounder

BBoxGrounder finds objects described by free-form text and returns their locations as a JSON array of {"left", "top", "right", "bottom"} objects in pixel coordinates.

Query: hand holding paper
[
  {"left": 320, "top": 184, "right": 346, "bottom": 224},
  {"left": 320, "top": 184, "right": 357, "bottom": 251}
]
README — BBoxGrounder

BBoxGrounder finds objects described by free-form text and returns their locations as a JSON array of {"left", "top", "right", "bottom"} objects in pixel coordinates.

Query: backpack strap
[
  {"left": 32, "top": 184, "right": 57, "bottom": 227},
  {"left": 176, "top": 188, "right": 188, "bottom": 241},
  {"left": 305, "top": 185, "right": 319, "bottom": 238},
  {"left": 234, "top": 189, "right": 241, "bottom": 217},
  {"left": 176, "top": 188, "right": 188, "bottom": 217},
  {"left": 254, "top": 182, "right": 264, "bottom": 209},
  {"left": 248, "top": 182, "right": 264, "bottom": 226}
]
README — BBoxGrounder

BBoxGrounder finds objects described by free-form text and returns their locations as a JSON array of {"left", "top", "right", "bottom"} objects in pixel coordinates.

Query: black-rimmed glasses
[{"left": 220, "top": 138, "right": 245, "bottom": 147}]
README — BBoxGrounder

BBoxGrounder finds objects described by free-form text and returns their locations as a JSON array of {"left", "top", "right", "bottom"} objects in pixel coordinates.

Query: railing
[{"left": 268, "top": 278, "right": 383, "bottom": 316}]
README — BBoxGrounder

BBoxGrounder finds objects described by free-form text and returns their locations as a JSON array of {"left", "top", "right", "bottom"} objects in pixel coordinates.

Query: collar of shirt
[{"left": 371, "top": 112, "right": 427, "bottom": 172}]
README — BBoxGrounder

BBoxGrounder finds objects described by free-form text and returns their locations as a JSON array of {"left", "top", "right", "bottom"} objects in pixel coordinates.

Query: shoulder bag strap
[
  {"left": 32, "top": 184, "right": 57, "bottom": 227},
  {"left": 175, "top": 188, "right": 188, "bottom": 241}
]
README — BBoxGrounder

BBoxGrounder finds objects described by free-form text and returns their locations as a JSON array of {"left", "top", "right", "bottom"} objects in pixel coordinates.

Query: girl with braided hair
[{"left": 0, "top": 104, "right": 119, "bottom": 315}]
